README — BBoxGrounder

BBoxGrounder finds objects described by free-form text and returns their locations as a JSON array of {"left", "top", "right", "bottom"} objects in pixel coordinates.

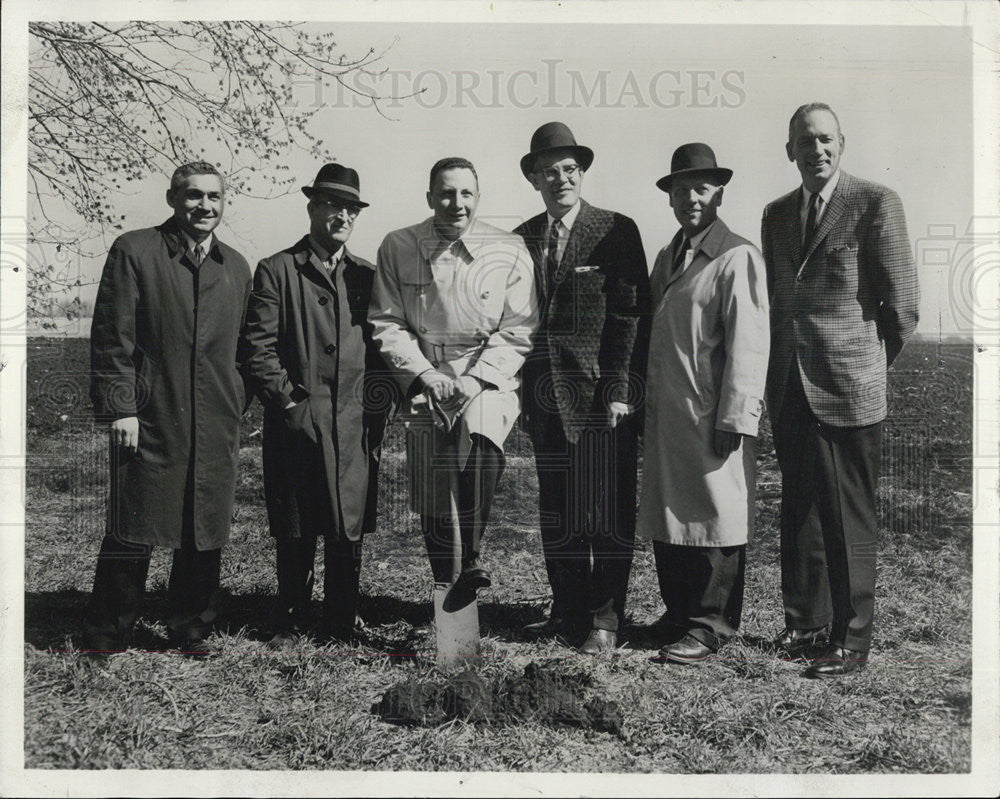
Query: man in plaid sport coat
[{"left": 761, "top": 103, "right": 919, "bottom": 677}]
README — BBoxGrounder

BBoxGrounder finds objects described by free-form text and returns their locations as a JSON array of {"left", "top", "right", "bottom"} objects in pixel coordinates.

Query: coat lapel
[
  {"left": 341, "top": 252, "right": 373, "bottom": 314},
  {"left": 785, "top": 189, "right": 804, "bottom": 272},
  {"left": 158, "top": 216, "right": 202, "bottom": 273},
  {"left": 293, "top": 236, "right": 338, "bottom": 290},
  {"left": 291, "top": 236, "right": 317, "bottom": 280},
  {"left": 799, "top": 173, "right": 849, "bottom": 271},
  {"left": 523, "top": 213, "right": 549, "bottom": 303},
  {"left": 553, "top": 200, "right": 611, "bottom": 285},
  {"left": 552, "top": 202, "right": 587, "bottom": 285},
  {"left": 663, "top": 229, "right": 688, "bottom": 290},
  {"left": 653, "top": 229, "right": 685, "bottom": 300},
  {"left": 665, "top": 219, "right": 731, "bottom": 289}
]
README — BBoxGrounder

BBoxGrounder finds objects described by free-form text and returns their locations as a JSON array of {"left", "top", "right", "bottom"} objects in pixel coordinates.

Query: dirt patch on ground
[{"left": 374, "top": 663, "right": 624, "bottom": 736}]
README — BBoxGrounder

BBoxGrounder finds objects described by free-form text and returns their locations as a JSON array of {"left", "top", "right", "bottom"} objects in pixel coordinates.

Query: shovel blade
[{"left": 433, "top": 583, "right": 480, "bottom": 666}]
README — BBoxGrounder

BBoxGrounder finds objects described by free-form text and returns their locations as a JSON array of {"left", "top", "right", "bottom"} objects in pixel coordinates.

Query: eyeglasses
[
  {"left": 313, "top": 199, "right": 361, "bottom": 219},
  {"left": 537, "top": 164, "right": 581, "bottom": 183}
]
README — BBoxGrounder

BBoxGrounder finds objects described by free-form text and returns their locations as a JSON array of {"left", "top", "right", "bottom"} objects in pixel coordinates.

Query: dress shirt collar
[
  {"left": 675, "top": 219, "right": 718, "bottom": 266},
  {"left": 308, "top": 234, "right": 345, "bottom": 268},
  {"left": 182, "top": 231, "right": 214, "bottom": 261},
  {"left": 546, "top": 199, "right": 582, "bottom": 235},
  {"left": 686, "top": 219, "right": 717, "bottom": 254},
  {"left": 418, "top": 216, "right": 481, "bottom": 263},
  {"left": 802, "top": 169, "right": 841, "bottom": 212}
]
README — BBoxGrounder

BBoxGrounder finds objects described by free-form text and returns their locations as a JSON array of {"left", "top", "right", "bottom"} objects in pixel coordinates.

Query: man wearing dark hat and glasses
[
  {"left": 242, "top": 163, "right": 395, "bottom": 646},
  {"left": 515, "top": 122, "right": 652, "bottom": 655},
  {"left": 637, "top": 143, "right": 770, "bottom": 664}
]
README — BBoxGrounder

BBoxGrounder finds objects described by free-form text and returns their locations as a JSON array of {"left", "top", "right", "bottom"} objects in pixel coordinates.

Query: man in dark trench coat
[
  {"left": 85, "top": 161, "right": 252, "bottom": 655},
  {"left": 241, "top": 163, "right": 394, "bottom": 646}
]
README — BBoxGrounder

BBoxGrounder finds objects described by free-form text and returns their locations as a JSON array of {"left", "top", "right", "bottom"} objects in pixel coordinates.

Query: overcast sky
[{"left": 31, "top": 20, "right": 976, "bottom": 336}]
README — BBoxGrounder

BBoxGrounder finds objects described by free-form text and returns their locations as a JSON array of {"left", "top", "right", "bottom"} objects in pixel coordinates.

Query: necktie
[
  {"left": 190, "top": 244, "right": 206, "bottom": 265},
  {"left": 545, "top": 220, "right": 561, "bottom": 280},
  {"left": 672, "top": 237, "right": 690, "bottom": 275},
  {"left": 803, "top": 192, "right": 820, "bottom": 252}
]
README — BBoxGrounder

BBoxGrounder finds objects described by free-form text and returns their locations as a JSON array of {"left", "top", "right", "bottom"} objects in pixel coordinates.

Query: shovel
[{"left": 432, "top": 428, "right": 480, "bottom": 666}]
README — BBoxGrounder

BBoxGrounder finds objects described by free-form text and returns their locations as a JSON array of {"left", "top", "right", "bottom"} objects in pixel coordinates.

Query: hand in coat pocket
[{"left": 283, "top": 397, "right": 313, "bottom": 436}]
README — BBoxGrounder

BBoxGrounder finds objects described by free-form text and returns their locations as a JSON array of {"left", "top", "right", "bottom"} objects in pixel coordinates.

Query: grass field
[{"left": 22, "top": 336, "right": 974, "bottom": 773}]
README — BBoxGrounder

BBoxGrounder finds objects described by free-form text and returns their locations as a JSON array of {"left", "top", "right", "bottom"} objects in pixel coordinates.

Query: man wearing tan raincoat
[{"left": 638, "top": 143, "right": 770, "bottom": 664}]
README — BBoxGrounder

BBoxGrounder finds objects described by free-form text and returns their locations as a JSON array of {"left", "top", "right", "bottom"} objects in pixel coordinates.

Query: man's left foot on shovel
[
  {"left": 442, "top": 566, "right": 491, "bottom": 612},
  {"left": 456, "top": 566, "right": 491, "bottom": 592}
]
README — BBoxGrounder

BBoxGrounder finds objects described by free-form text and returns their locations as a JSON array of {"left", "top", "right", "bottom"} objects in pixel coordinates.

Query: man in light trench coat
[
  {"left": 637, "top": 143, "right": 770, "bottom": 664},
  {"left": 242, "top": 163, "right": 394, "bottom": 646},
  {"left": 85, "top": 161, "right": 251, "bottom": 655},
  {"left": 369, "top": 156, "right": 537, "bottom": 598}
]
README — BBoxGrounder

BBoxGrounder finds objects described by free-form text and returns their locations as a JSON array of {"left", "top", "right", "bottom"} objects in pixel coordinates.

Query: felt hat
[
  {"left": 520, "top": 122, "right": 594, "bottom": 179},
  {"left": 301, "top": 163, "right": 369, "bottom": 207},
  {"left": 655, "top": 143, "right": 733, "bottom": 192}
]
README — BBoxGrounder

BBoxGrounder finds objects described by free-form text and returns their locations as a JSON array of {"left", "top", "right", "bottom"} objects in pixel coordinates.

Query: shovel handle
[{"left": 447, "top": 440, "right": 462, "bottom": 584}]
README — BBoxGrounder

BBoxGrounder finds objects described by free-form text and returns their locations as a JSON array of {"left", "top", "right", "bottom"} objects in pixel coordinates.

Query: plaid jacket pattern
[
  {"left": 515, "top": 200, "right": 651, "bottom": 443},
  {"left": 761, "top": 171, "right": 919, "bottom": 427}
]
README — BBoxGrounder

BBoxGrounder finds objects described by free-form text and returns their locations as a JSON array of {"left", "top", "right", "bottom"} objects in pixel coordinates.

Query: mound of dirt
[
  {"left": 442, "top": 668, "right": 495, "bottom": 723},
  {"left": 373, "top": 663, "right": 623, "bottom": 736},
  {"left": 373, "top": 677, "right": 448, "bottom": 726}
]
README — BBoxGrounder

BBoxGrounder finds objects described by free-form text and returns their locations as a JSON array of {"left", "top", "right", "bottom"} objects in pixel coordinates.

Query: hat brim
[
  {"left": 656, "top": 167, "right": 733, "bottom": 193},
  {"left": 520, "top": 145, "right": 595, "bottom": 179},
  {"left": 301, "top": 185, "right": 369, "bottom": 208}
]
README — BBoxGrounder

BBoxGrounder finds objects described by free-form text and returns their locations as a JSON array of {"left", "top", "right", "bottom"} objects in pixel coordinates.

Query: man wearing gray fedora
[
  {"left": 515, "top": 122, "right": 651, "bottom": 654},
  {"left": 637, "top": 143, "right": 770, "bottom": 664},
  {"left": 242, "top": 163, "right": 395, "bottom": 646}
]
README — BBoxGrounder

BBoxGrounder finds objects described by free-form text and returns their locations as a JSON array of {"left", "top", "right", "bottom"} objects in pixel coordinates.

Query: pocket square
[{"left": 574, "top": 265, "right": 600, "bottom": 273}]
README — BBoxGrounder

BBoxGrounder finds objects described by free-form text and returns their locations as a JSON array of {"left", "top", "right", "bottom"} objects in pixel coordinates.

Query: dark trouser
[
  {"left": 535, "top": 414, "right": 638, "bottom": 633},
  {"left": 421, "top": 433, "right": 504, "bottom": 584},
  {"left": 273, "top": 535, "right": 363, "bottom": 635},
  {"left": 85, "top": 533, "right": 221, "bottom": 648},
  {"left": 653, "top": 541, "right": 745, "bottom": 646},
  {"left": 85, "top": 451, "right": 221, "bottom": 649},
  {"left": 773, "top": 364, "right": 881, "bottom": 653}
]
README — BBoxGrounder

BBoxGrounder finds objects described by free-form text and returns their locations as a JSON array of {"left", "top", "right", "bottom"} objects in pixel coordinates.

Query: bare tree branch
[{"left": 27, "top": 21, "right": 408, "bottom": 323}]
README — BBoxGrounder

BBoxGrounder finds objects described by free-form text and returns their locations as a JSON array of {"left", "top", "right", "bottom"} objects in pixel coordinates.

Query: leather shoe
[
  {"left": 657, "top": 633, "right": 718, "bottom": 664},
  {"left": 579, "top": 628, "right": 617, "bottom": 655},
  {"left": 773, "top": 625, "right": 830, "bottom": 654},
  {"left": 804, "top": 646, "right": 868, "bottom": 678},
  {"left": 455, "top": 565, "right": 492, "bottom": 592}
]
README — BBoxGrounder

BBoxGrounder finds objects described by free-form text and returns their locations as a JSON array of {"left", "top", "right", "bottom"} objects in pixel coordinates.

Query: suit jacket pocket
[
  {"left": 573, "top": 267, "right": 606, "bottom": 290},
  {"left": 823, "top": 246, "right": 859, "bottom": 300}
]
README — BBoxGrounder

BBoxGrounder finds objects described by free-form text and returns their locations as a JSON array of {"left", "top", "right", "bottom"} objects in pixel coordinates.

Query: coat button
[
  {"left": 319, "top": 296, "right": 329, "bottom": 305},
  {"left": 419, "top": 326, "right": 427, "bottom": 334},
  {"left": 324, "top": 344, "right": 335, "bottom": 354}
]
